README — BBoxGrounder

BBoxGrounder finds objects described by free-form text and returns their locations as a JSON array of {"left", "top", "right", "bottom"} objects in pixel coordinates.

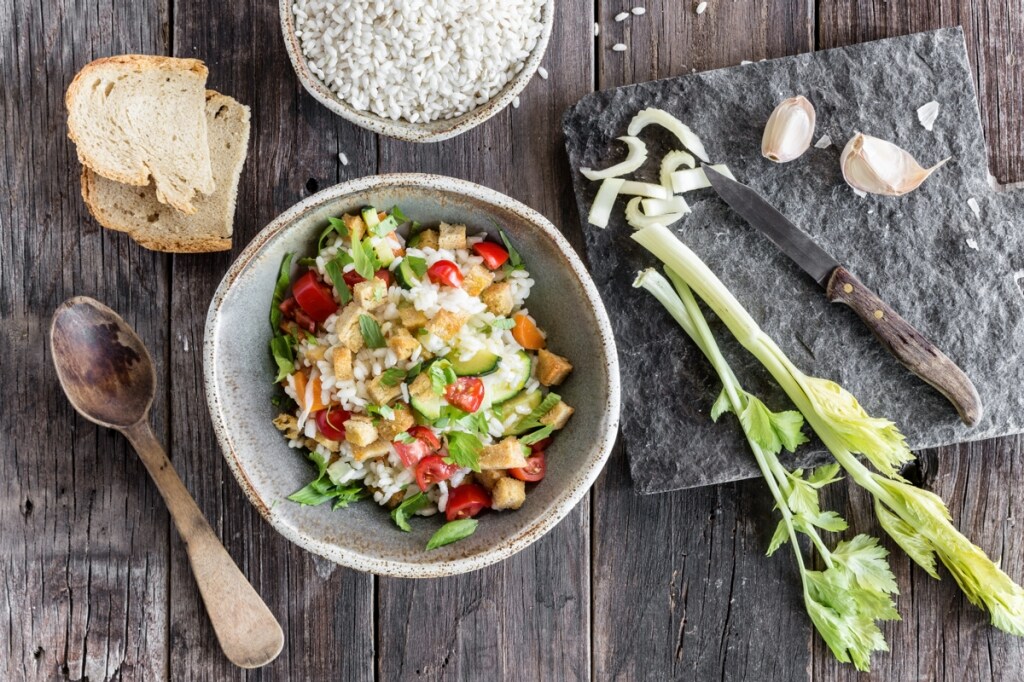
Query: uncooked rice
[{"left": 292, "top": 0, "right": 546, "bottom": 123}]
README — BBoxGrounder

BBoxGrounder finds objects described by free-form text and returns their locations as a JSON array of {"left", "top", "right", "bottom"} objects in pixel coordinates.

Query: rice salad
[{"left": 269, "top": 206, "right": 574, "bottom": 550}]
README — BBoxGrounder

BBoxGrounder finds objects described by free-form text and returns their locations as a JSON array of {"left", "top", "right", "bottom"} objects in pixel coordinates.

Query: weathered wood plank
[
  {"left": 166, "top": 2, "right": 377, "bottom": 679},
  {"left": 0, "top": 1, "right": 172, "bottom": 680},
  {"left": 819, "top": 0, "right": 1024, "bottom": 184},
  {"left": 374, "top": 1, "right": 595, "bottom": 679},
  {"left": 590, "top": 1, "right": 817, "bottom": 679}
]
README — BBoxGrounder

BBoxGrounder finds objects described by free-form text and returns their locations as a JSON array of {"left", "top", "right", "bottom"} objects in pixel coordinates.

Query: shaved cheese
[
  {"left": 627, "top": 108, "right": 710, "bottom": 163},
  {"left": 659, "top": 149, "right": 697, "bottom": 189},
  {"left": 669, "top": 164, "right": 735, "bottom": 193},
  {"left": 625, "top": 197, "right": 684, "bottom": 230},
  {"left": 642, "top": 196, "right": 691, "bottom": 216},
  {"left": 588, "top": 178, "right": 625, "bottom": 228},
  {"left": 581, "top": 136, "right": 648, "bottom": 181},
  {"left": 619, "top": 180, "right": 671, "bottom": 199}
]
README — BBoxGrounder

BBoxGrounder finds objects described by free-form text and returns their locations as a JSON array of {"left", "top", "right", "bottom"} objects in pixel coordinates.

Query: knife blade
[{"left": 703, "top": 166, "right": 982, "bottom": 426}]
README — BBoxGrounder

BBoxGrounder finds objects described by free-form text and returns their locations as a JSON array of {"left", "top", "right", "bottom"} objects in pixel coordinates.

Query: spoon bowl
[{"left": 51, "top": 296, "right": 155, "bottom": 428}]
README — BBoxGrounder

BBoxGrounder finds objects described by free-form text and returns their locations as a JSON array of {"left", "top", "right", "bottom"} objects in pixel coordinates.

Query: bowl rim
[
  {"left": 204, "top": 173, "right": 620, "bottom": 577},
  {"left": 278, "top": 0, "right": 555, "bottom": 143}
]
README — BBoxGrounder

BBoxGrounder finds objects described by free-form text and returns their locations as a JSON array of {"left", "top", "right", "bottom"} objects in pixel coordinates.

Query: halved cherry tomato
[
  {"left": 393, "top": 437, "right": 432, "bottom": 469},
  {"left": 511, "top": 313, "right": 545, "bottom": 350},
  {"left": 444, "top": 377, "right": 485, "bottom": 413},
  {"left": 427, "top": 260, "right": 464, "bottom": 288},
  {"left": 408, "top": 425, "right": 441, "bottom": 450},
  {"left": 528, "top": 436, "right": 553, "bottom": 453},
  {"left": 415, "top": 454, "right": 460, "bottom": 492},
  {"left": 292, "top": 271, "right": 338, "bottom": 323},
  {"left": 292, "top": 371, "right": 326, "bottom": 412},
  {"left": 510, "top": 451, "right": 546, "bottom": 482},
  {"left": 472, "top": 241, "right": 510, "bottom": 269},
  {"left": 315, "top": 407, "right": 351, "bottom": 441},
  {"left": 342, "top": 270, "right": 365, "bottom": 288},
  {"left": 278, "top": 297, "right": 316, "bottom": 333},
  {"left": 445, "top": 483, "right": 491, "bottom": 521}
]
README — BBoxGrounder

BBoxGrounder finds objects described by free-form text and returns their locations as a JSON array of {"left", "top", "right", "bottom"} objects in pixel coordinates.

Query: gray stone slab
[{"left": 563, "top": 28, "right": 1024, "bottom": 493}]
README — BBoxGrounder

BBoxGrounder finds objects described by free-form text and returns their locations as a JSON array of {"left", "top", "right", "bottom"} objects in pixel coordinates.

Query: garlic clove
[
  {"left": 840, "top": 133, "right": 949, "bottom": 196},
  {"left": 761, "top": 96, "right": 816, "bottom": 163}
]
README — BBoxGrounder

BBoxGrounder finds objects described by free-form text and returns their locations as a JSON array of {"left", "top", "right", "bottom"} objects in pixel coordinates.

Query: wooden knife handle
[{"left": 826, "top": 266, "right": 982, "bottom": 426}]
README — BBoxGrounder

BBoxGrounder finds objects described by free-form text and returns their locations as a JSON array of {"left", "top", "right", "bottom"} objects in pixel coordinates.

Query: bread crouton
[
  {"left": 478, "top": 437, "right": 528, "bottom": 470},
  {"left": 344, "top": 415, "right": 378, "bottom": 447},
  {"left": 273, "top": 413, "right": 301, "bottom": 440},
  {"left": 387, "top": 327, "right": 420, "bottom": 361},
  {"left": 537, "top": 349, "right": 573, "bottom": 386},
  {"left": 367, "top": 374, "right": 403, "bottom": 405},
  {"left": 425, "top": 309, "right": 468, "bottom": 342},
  {"left": 473, "top": 469, "right": 505, "bottom": 491},
  {"left": 334, "top": 303, "right": 365, "bottom": 353},
  {"left": 332, "top": 346, "right": 353, "bottom": 381},
  {"left": 409, "top": 372, "right": 435, "bottom": 405},
  {"left": 342, "top": 213, "right": 366, "bottom": 242},
  {"left": 439, "top": 222, "right": 467, "bottom": 250},
  {"left": 352, "top": 438, "right": 390, "bottom": 462},
  {"left": 540, "top": 401, "right": 574, "bottom": 430},
  {"left": 376, "top": 403, "right": 416, "bottom": 441},
  {"left": 312, "top": 432, "right": 341, "bottom": 452},
  {"left": 462, "top": 264, "right": 495, "bottom": 297},
  {"left": 352, "top": 277, "right": 388, "bottom": 310},
  {"left": 412, "top": 228, "right": 438, "bottom": 250},
  {"left": 491, "top": 477, "right": 526, "bottom": 511},
  {"left": 398, "top": 301, "right": 429, "bottom": 330},
  {"left": 480, "top": 282, "right": 514, "bottom": 316}
]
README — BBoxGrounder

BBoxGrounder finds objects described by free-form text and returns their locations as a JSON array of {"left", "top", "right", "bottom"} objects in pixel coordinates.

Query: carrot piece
[
  {"left": 293, "top": 371, "right": 326, "bottom": 412},
  {"left": 512, "top": 313, "right": 546, "bottom": 350}
]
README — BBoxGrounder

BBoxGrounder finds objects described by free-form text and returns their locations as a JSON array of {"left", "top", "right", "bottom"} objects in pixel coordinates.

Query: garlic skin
[
  {"left": 840, "top": 133, "right": 949, "bottom": 196},
  {"left": 761, "top": 96, "right": 816, "bottom": 163}
]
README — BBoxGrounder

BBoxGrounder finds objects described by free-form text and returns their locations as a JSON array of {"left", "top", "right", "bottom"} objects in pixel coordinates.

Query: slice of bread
[
  {"left": 81, "top": 91, "right": 250, "bottom": 253},
  {"left": 66, "top": 55, "right": 215, "bottom": 215}
]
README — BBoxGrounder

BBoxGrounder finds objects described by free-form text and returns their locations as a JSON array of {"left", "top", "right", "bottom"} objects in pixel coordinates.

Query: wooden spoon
[{"left": 50, "top": 296, "right": 284, "bottom": 669}]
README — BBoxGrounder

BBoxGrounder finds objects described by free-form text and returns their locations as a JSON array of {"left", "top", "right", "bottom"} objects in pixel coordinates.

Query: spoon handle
[{"left": 123, "top": 421, "right": 284, "bottom": 668}]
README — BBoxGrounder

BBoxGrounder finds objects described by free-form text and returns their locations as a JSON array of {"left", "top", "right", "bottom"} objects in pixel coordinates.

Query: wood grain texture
[
  {"left": 0, "top": 1, "right": 173, "bottom": 680},
  {"left": 166, "top": 1, "right": 378, "bottom": 679},
  {"left": 375, "top": 2, "right": 594, "bottom": 680}
]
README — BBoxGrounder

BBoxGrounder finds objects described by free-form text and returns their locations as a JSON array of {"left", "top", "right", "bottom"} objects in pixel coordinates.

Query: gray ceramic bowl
[
  {"left": 204, "top": 174, "right": 619, "bottom": 577},
  {"left": 279, "top": 0, "right": 554, "bottom": 143}
]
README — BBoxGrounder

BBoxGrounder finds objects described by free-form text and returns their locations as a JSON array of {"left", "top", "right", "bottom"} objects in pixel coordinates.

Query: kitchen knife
[{"left": 703, "top": 166, "right": 982, "bottom": 426}]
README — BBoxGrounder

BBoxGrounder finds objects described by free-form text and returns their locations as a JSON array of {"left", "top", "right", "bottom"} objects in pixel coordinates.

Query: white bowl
[
  {"left": 279, "top": 1, "right": 555, "bottom": 143},
  {"left": 204, "top": 174, "right": 620, "bottom": 576}
]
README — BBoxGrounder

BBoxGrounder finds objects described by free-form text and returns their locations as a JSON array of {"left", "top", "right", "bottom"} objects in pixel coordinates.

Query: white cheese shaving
[
  {"left": 917, "top": 100, "right": 940, "bottom": 131},
  {"left": 967, "top": 196, "right": 981, "bottom": 219},
  {"left": 588, "top": 178, "right": 625, "bottom": 228},
  {"left": 580, "top": 136, "right": 648, "bottom": 181},
  {"left": 814, "top": 134, "right": 832, "bottom": 149}
]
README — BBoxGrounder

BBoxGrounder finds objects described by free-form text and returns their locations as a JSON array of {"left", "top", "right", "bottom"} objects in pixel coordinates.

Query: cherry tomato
[
  {"left": 529, "top": 436, "right": 553, "bottom": 453},
  {"left": 278, "top": 297, "right": 316, "bottom": 333},
  {"left": 445, "top": 483, "right": 491, "bottom": 521},
  {"left": 510, "top": 451, "right": 546, "bottom": 482},
  {"left": 427, "top": 260, "right": 464, "bottom": 288},
  {"left": 444, "top": 377, "right": 485, "bottom": 413},
  {"left": 408, "top": 425, "right": 441, "bottom": 450},
  {"left": 315, "top": 407, "right": 351, "bottom": 441},
  {"left": 342, "top": 270, "right": 365, "bottom": 288},
  {"left": 292, "top": 271, "right": 338, "bottom": 323},
  {"left": 472, "top": 241, "right": 510, "bottom": 269},
  {"left": 415, "top": 454, "right": 460, "bottom": 492},
  {"left": 393, "top": 437, "right": 433, "bottom": 469}
]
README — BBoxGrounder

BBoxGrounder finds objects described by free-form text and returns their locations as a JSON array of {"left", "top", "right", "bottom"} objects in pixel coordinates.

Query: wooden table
[{"left": 3, "top": 1, "right": 1023, "bottom": 679}]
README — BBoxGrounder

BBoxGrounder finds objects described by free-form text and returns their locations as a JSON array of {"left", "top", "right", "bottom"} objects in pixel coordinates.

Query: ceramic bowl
[
  {"left": 278, "top": 0, "right": 554, "bottom": 143},
  {"left": 204, "top": 174, "right": 619, "bottom": 577}
]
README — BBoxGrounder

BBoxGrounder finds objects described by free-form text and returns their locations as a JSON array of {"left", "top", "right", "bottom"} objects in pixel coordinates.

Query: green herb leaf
[
  {"left": 444, "top": 431, "right": 483, "bottom": 471},
  {"left": 498, "top": 228, "right": 522, "bottom": 269},
  {"left": 710, "top": 388, "right": 732, "bottom": 422},
  {"left": 426, "top": 518, "right": 478, "bottom": 550},
  {"left": 351, "top": 236, "right": 379, "bottom": 280},
  {"left": 287, "top": 450, "right": 365, "bottom": 508},
  {"left": 404, "top": 255, "right": 428, "bottom": 278},
  {"left": 269, "top": 335, "right": 295, "bottom": 382},
  {"left": 359, "top": 314, "right": 386, "bottom": 349},
  {"left": 766, "top": 520, "right": 790, "bottom": 556},
  {"left": 428, "top": 359, "right": 457, "bottom": 396},
  {"left": 270, "top": 252, "right": 294, "bottom": 330},
  {"left": 318, "top": 216, "right": 350, "bottom": 252},
  {"left": 324, "top": 253, "right": 353, "bottom": 305},
  {"left": 405, "top": 361, "right": 424, "bottom": 381},
  {"left": 297, "top": 256, "right": 317, "bottom": 267},
  {"left": 390, "top": 205, "right": 410, "bottom": 224},
  {"left": 520, "top": 425, "right": 554, "bottom": 446},
  {"left": 391, "top": 491, "right": 430, "bottom": 531},
  {"left": 480, "top": 317, "right": 516, "bottom": 335},
  {"left": 738, "top": 393, "right": 808, "bottom": 455},
  {"left": 367, "top": 403, "right": 396, "bottom": 421},
  {"left": 807, "top": 464, "right": 843, "bottom": 488},
  {"left": 379, "top": 367, "right": 407, "bottom": 387},
  {"left": 515, "top": 392, "right": 561, "bottom": 432},
  {"left": 394, "top": 432, "right": 417, "bottom": 445}
]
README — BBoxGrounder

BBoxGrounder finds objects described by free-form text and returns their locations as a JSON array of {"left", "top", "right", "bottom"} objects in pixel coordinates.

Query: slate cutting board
[{"left": 563, "top": 28, "right": 1024, "bottom": 493}]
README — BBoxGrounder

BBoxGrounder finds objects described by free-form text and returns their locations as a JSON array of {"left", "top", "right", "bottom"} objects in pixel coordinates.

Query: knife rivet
[
  {"left": 874, "top": 310, "right": 884, "bottom": 319},
  {"left": 843, "top": 283, "right": 854, "bottom": 294}
]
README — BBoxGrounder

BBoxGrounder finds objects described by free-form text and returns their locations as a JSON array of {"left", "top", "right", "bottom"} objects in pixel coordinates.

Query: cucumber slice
[
  {"left": 396, "top": 258, "right": 421, "bottom": 289},
  {"left": 482, "top": 350, "right": 532, "bottom": 405},
  {"left": 411, "top": 390, "right": 442, "bottom": 421},
  {"left": 374, "top": 239, "right": 395, "bottom": 266},
  {"left": 361, "top": 207, "right": 380, "bottom": 229},
  {"left": 497, "top": 390, "right": 543, "bottom": 435},
  {"left": 446, "top": 349, "right": 500, "bottom": 377}
]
